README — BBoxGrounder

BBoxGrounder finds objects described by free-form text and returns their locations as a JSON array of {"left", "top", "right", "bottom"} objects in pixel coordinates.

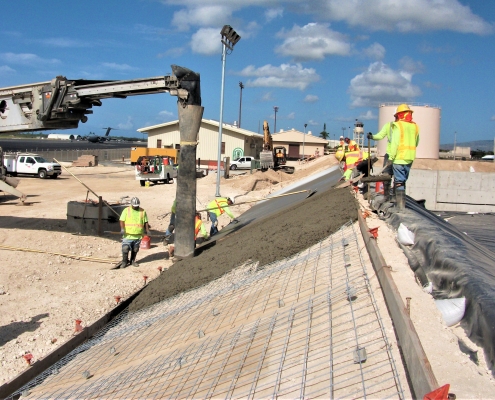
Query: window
[
  {"left": 157, "top": 139, "right": 162, "bottom": 148},
  {"left": 175, "top": 144, "right": 180, "bottom": 150},
  {"left": 19, "top": 157, "right": 25, "bottom": 163},
  {"left": 221, "top": 142, "right": 225, "bottom": 154}
]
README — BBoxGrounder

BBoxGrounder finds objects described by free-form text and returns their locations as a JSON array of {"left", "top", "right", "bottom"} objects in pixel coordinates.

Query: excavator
[{"left": 259, "top": 120, "right": 295, "bottom": 174}]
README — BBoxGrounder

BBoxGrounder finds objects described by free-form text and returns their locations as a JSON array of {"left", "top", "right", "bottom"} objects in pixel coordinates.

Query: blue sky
[{"left": 2, "top": 0, "right": 494, "bottom": 144}]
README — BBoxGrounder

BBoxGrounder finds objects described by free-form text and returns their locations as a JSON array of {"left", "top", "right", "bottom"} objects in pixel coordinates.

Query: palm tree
[{"left": 320, "top": 123, "right": 329, "bottom": 140}]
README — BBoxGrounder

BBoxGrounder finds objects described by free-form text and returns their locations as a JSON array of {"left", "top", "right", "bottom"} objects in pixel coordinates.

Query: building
[
  {"left": 137, "top": 119, "right": 264, "bottom": 168},
  {"left": 271, "top": 129, "right": 329, "bottom": 159},
  {"left": 47, "top": 133, "right": 80, "bottom": 140}
]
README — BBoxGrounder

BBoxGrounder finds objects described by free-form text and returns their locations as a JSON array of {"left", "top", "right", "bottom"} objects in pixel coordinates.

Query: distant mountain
[{"left": 440, "top": 140, "right": 494, "bottom": 151}]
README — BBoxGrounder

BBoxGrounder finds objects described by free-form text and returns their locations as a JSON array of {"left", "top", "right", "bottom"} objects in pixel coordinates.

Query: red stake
[
  {"left": 368, "top": 227, "right": 379, "bottom": 239},
  {"left": 157, "top": 266, "right": 163, "bottom": 273},
  {"left": 143, "top": 276, "right": 148, "bottom": 285},
  {"left": 114, "top": 296, "right": 121, "bottom": 304},
  {"left": 75, "top": 319, "right": 83, "bottom": 333},
  {"left": 22, "top": 353, "right": 33, "bottom": 366}
]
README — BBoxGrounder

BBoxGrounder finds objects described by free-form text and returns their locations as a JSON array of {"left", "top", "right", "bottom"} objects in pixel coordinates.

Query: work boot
[
  {"left": 121, "top": 253, "right": 129, "bottom": 269},
  {"left": 130, "top": 251, "right": 139, "bottom": 267},
  {"left": 396, "top": 190, "right": 405, "bottom": 211}
]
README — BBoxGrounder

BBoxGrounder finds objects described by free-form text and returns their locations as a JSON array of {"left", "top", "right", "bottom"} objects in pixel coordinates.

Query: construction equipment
[
  {"left": 135, "top": 155, "right": 177, "bottom": 186},
  {"left": 0, "top": 74, "right": 187, "bottom": 133},
  {"left": 259, "top": 121, "right": 295, "bottom": 174},
  {"left": 130, "top": 147, "right": 178, "bottom": 165}
]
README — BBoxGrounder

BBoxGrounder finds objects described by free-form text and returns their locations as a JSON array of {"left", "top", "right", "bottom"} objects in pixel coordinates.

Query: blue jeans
[
  {"left": 392, "top": 163, "right": 412, "bottom": 191},
  {"left": 209, "top": 212, "right": 219, "bottom": 236}
]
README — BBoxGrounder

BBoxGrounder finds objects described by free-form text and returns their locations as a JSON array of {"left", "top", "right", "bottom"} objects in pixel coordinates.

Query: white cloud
[
  {"left": 287, "top": 112, "right": 295, "bottom": 120},
  {"left": 265, "top": 7, "right": 283, "bottom": 22},
  {"left": 159, "top": 110, "right": 175, "bottom": 120},
  {"left": 261, "top": 92, "right": 275, "bottom": 101},
  {"left": 308, "top": 119, "right": 319, "bottom": 126},
  {"left": 303, "top": 94, "right": 319, "bottom": 103},
  {"left": 491, "top": 115, "right": 495, "bottom": 121},
  {"left": 171, "top": 5, "right": 235, "bottom": 31},
  {"left": 357, "top": 110, "right": 377, "bottom": 120},
  {"left": 311, "top": 0, "right": 493, "bottom": 35},
  {"left": 117, "top": 116, "right": 134, "bottom": 130},
  {"left": 0, "top": 52, "right": 60, "bottom": 65},
  {"left": 158, "top": 47, "right": 187, "bottom": 58},
  {"left": 37, "top": 38, "right": 88, "bottom": 48},
  {"left": 275, "top": 23, "right": 351, "bottom": 61},
  {"left": 190, "top": 28, "right": 222, "bottom": 55},
  {"left": 101, "top": 63, "right": 136, "bottom": 71},
  {"left": 348, "top": 61, "right": 422, "bottom": 107},
  {"left": 239, "top": 63, "right": 320, "bottom": 91},
  {"left": 0, "top": 65, "right": 15, "bottom": 73},
  {"left": 363, "top": 42, "right": 385, "bottom": 61}
]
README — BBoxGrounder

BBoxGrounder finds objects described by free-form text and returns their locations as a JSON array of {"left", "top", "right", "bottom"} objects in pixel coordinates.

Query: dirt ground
[{"left": 1, "top": 154, "right": 494, "bottom": 397}]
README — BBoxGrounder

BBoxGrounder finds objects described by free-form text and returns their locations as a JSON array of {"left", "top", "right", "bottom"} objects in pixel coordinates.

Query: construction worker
[
  {"left": 194, "top": 212, "right": 209, "bottom": 245},
  {"left": 369, "top": 104, "right": 419, "bottom": 210},
  {"left": 341, "top": 149, "right": 365, "bottom": 181},
  {"left": 119, "top": 197, "right": 150, "bottom": 268},
  {"left": 164, "top": 199, "right": 176, "bottom": 244},
  {"left": 344, "top": 137, "right": 359, "bottom": 151},
  {"left": 207, "top": 196, "right": 236, "bottom": 236}
]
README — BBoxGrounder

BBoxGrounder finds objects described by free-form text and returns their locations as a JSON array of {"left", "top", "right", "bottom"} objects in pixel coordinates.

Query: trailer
[{"left": 135, "top": 155, "right": 177, "bottom": 186}]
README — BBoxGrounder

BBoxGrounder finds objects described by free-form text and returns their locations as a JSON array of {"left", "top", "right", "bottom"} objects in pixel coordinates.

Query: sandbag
[
  {"left": 397, "top": 223, "right": 415, "bottom": 245},
  {"left": 435, "top": 297, "right": 466, "bottom": 327}
]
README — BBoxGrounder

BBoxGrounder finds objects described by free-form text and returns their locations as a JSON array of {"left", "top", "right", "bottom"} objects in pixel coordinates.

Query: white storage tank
[{"left": 377, "top": 103, "right": 441, "bottom": 160}]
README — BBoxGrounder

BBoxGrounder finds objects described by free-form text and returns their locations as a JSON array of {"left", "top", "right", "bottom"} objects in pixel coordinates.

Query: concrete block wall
[{"left": 407, "top": 170, "right": 495, "bottom": 212}]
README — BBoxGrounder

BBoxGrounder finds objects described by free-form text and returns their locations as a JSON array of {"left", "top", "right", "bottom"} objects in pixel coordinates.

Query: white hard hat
[
  {"left": 228, "top": 196, "right": 235, "bottom": 204},
  {"left": 131, "top": 197, "right": 140, "bottom": 207},
  {"left": 340, "top": 136, "right": 344, "bottom": 139}
]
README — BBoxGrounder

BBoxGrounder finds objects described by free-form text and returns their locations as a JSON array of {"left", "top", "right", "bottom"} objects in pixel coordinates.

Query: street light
[
  {"left": 303, "top": 123, "right": 307, "bottom": 161},
  {"left": 215, "top": 25, "right": 241, "bottom": 198},
  {"left": 238, "top": 82, "right": 244, "bottom": 128},
  {"left": 273, "top": 106, "right": 279, "bottom": 134}
]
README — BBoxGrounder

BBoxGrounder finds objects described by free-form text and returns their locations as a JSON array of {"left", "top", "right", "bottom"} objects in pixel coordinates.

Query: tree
[{"left": 319, "top": 123, "right": 329, "bottom": 140}]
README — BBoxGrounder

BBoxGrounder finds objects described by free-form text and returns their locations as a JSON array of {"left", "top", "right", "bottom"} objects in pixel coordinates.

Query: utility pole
[
  {"left": 303, "top": 123, "right": 307, "bottom": 161},
  {"left": 238, "top": 82, "right": 244, "bottom": 128},
  {"left": 453, "top": 131, "right": 457, "bottom": 161},
  {"left": 273, "top": 106, "right": 279, "bottom": 134}
]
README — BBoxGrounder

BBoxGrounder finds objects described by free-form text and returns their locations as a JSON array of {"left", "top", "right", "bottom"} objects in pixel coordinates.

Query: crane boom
[{"left": 0, "top": 74, "right": 187, "bottom": 133}]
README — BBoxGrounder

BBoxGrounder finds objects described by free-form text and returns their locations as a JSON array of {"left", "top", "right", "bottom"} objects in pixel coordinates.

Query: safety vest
[
  {"left": 122, "top": 207, "right": 146, "bottom": 236},
  {"left": 194, "top": 216, "right": 207, "bottom": 240},
  {"left": 171, "top": 199, "right": 176, "bottom": 213},
  {"left": 392, "top": 121, "right": 419, "bottom": 164},
  {"left": 208, "top": 198, "right": 228, "bottom": 217},
  {"left": 343, "top": 151, "right": 362, "bottom": 171},
  {"left": 348, "top": 140, "right": 359, "bottom": 151}
]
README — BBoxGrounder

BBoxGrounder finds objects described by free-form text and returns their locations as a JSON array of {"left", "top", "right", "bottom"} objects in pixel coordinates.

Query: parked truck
[
  {"left": 0, "top": 147, "right": 27, "bottom": 202},
  {"left": 3, "top": 153, "right": 62, "bottom": 179},
  {"left": 135, "top": 155, "right": 177, "bottom": 186}
]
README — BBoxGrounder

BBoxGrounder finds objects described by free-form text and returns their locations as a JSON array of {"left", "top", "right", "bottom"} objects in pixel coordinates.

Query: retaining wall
[{"left": 407, "top": 170, "right": 495, "bottom": 212}]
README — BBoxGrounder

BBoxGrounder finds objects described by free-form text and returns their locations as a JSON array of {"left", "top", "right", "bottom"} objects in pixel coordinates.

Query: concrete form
[{"left": 5, "top": 223, "right": 407, "bottom": 399}]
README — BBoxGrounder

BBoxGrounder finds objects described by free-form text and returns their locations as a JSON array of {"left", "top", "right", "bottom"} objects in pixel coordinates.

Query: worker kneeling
[
  {"left": 194, "top": 212, "right": 209, "bottom": 245},
  {"left": 342, "top": 150, "right": 377, "bottom": 192},
  {"left": 207, "top": 196, "right": 236, "bottom": 237},
  {"left": 119, "top": 197, "right": 150, "bottom": 268}
]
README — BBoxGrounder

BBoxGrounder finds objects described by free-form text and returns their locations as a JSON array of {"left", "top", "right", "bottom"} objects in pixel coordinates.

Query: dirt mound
[{"left": 129, "top": 186, "right": 358, "bottom": 312}]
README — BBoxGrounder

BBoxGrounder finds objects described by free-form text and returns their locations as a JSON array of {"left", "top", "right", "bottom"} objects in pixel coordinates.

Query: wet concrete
[{"left": 129, "top": 187, "right": 357, "bottom": 312}]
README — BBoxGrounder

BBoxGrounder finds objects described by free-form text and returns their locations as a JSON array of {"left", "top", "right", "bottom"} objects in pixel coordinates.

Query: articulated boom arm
[{"left": 0, "top": 65, "right": 196, "bottom": 133}]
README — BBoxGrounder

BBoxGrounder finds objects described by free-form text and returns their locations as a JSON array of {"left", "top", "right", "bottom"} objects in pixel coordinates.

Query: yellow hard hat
[{"left": 394, "top": 104, "right": 413, "bottom": 116}]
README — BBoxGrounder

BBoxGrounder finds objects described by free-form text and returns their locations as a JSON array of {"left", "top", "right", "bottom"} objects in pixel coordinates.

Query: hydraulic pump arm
[{"left": 0, "top": 70, "right": 190, "bottom": 133}]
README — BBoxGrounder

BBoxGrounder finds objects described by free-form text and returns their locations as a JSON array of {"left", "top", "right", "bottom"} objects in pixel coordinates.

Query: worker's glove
[
  {"left": 367, "top": 132, "right": 373, "bottom": 140},
  {"left": 120, "top": 228, "right": 125, "bottom": 235}
]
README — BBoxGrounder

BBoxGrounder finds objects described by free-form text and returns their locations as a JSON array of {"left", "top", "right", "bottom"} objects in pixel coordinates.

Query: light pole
[
  {"left": 215, "top": 25, "right": 241, "bottom": 198},
  {"left": 238, "top": 82, "right": 244, "bottom": 128},
  {"left": 273, "top": 106, "right": 279, "bottom": 134},
  {"left": 342, "top": 127, "right": 346, "bottom": 138},
  {"left": 303, "top": 123, "right": 307, "bottom": 161}
]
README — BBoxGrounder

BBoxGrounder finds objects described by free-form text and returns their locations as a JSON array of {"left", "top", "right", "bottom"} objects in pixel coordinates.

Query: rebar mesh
[{"left": 10, "top": 221, "right": 404, "bottom": 399}]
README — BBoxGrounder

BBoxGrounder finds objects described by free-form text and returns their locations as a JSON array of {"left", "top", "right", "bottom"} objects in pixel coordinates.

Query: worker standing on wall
[
  {"left": 164, "top": 199, "right": 176, "bottom": 244},
  {"left": 375, "top": 104, "right": 419, "bottom": 211},
  {"left": 119, "top": 197, "right": 150, "bottom": 268},
  {"left": 207, "top": 196, "right": 236, "bottom": 236}
]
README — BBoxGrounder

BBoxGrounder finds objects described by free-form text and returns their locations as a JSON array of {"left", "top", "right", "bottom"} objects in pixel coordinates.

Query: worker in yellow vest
[
  {"left": 341, "top": 150, "right": 363, "bottom": 181},
  {"left": 344, "top": 137, "right": 359, "bottom": 151},
  {"left": 119, "top": 197, "right": 150, "bottom": 268},
  {"left": 194, "top": 212, "right": 209, "bottom": 245},
  {"left": 207, "top": 196, "right": 237, "bottom": 236},
  {"left": 371, "top": 104, "right": 419, "bottom": 210}
]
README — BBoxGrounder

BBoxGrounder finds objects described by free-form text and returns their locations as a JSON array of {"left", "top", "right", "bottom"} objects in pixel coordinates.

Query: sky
[{"left": 1, "top": 0, "right": 494, "bottom": 144}]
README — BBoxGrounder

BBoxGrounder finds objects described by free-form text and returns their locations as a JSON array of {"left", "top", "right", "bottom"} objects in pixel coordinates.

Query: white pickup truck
[{"left": 3, "top": 153, "right": 62, "bottom": 179}]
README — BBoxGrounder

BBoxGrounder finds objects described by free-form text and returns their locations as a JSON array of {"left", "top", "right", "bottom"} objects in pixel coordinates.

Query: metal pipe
[{"left": 215, "top": 42, "right": 227, "bottom": 198}]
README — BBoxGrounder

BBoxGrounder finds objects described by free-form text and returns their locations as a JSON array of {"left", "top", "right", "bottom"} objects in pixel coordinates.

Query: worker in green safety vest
[{"left": 119, "top": 197, "right": 150, "bottom": 268}]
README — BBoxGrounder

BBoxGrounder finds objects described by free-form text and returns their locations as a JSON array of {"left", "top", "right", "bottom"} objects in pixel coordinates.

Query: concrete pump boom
[{"left": 0, "top": 74, "right": 188, "bottom": 133}]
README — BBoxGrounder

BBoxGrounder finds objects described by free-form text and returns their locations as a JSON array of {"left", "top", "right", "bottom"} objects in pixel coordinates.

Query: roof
[
  {"left": 272, "top": 128, "right": 329, "bottom": 144},
  {"left": 137, "top": 119, "right": 263, "bottom": 139}
]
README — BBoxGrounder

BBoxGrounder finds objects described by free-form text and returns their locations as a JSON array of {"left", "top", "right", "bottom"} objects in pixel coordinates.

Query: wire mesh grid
[{"left": 11, "top": 221, "right": 404, "bottom": 399}]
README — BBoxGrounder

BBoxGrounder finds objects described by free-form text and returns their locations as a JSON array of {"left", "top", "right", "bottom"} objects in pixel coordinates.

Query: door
[
  {"left": 288, "top": 144, "right": 299, "bottom": 159},
  {"left": 17, "top": 156, "right": 36, "bottom": 174}
]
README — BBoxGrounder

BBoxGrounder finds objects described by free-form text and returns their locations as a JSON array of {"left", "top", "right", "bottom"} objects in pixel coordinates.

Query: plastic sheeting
[{"left": 379, "top": 197, "right": 495, "bottom": 375}]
